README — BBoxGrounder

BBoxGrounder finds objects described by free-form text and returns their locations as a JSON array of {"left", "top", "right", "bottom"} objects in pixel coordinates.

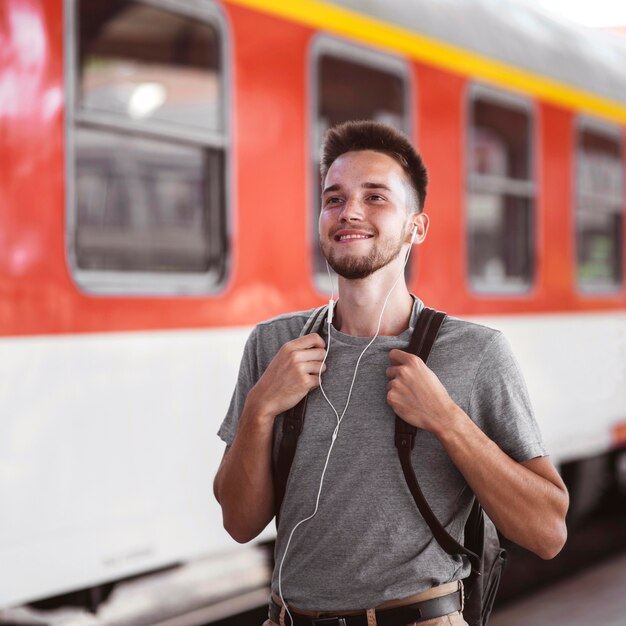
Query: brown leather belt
[{"left": 268, "top": 588, "right": 462, "bottom": 626}]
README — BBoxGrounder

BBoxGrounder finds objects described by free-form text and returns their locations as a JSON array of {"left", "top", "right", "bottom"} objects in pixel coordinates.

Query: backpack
[{"left": 273, "top": 305, "right": 506, "bottom": 626}]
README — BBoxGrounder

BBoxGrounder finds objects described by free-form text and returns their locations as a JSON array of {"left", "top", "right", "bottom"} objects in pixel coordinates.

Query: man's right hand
[
  {"left": 246, "top": 333, "right": 327, "bottom": 419},
  {"left": 215, "top": 332, "right": 327, "bottom": 542}
]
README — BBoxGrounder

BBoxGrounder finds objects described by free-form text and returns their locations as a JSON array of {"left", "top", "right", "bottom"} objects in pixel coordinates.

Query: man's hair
[{"left": 320, "top": 120, "right": 428, "bottom": 212}]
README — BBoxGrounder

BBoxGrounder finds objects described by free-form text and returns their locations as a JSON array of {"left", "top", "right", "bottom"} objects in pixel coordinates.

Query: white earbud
[
  {"left": 410, "top": 224, "right": 418, "bottom": 243},
  {"left": 325, "top": 260, "right": 336, "bottom": 327}
]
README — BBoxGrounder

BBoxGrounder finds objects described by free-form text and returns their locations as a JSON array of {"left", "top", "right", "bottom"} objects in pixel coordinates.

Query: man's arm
[
  {"left": 434, "top": 409, "right": 568, "bottom": 558},
  {"left": 386, "top": 349, "right": 569, "bottom": 559},
  {"left": 213, "top": 400, "right": 276, "bottom": 543},
  {"left": 214, "top": 333, "right": 327, "bottom": 543}
]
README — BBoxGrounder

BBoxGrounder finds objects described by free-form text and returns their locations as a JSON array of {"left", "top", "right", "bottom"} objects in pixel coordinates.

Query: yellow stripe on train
[{"left": 225, "top": 0, "right": 626, "bottom": 125}]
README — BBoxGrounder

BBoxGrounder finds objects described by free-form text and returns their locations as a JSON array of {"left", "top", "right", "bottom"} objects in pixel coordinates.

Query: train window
[
  {"left": 467, "top": 90, "right": 535, "bottom": 293},
  {"left": 68, "top": 0, "right": 229, "bottom": 293},
  {"left": 576, "top": 122, "right": 624, "bottom": 292},
  {"left": 311, "top": 38, "right": 411, "bottom": 290}
]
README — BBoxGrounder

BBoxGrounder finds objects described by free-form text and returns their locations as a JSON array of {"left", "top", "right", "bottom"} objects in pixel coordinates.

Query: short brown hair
[{"left": 320, "top": 120, "right": 428, "bottom": 212}]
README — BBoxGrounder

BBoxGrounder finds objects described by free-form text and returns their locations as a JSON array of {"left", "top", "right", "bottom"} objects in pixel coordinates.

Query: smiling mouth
[{"left": 334, "top": 233, "right": 373, "bottom": 242}]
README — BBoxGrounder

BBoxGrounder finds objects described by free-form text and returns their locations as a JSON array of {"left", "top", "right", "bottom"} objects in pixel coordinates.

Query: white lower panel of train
[{"left": 0, "top": 311, "right": 624, "bottom": 609}]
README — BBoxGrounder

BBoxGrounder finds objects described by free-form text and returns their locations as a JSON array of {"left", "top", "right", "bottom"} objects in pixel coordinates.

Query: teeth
[{"left": 338, "top": 234, "right": 371, "bottom": 240}]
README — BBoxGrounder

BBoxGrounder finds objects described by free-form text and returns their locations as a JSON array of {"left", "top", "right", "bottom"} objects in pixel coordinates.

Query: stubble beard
[{"left": 320, "top": 232, "right": 405, "bottom": 280}]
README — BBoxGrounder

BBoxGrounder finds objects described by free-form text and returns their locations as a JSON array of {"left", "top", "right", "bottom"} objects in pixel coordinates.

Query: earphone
[{"left": 277, "top": 223, "right": 418, "bottom": 625}]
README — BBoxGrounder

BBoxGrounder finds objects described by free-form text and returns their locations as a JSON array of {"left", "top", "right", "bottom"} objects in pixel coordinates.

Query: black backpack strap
[
  {"left": 273, "top": 305, "right": 327, "bottom": 526},
  {"left": 395, "top": 307, "right": 481, "bottom": 576}
]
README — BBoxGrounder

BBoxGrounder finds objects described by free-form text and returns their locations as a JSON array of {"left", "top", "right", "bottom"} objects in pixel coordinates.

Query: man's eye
[
  {"left": 368, "top": 194, "right": 385, "bottom": 201},
  {"left": 324, "top": 197, "right": 341, "bottom": 205}
]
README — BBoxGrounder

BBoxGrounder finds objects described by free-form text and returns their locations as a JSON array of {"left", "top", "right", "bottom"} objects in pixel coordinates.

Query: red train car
[{"left": 1, "top": 0, "right": 625, "bottom": 617}]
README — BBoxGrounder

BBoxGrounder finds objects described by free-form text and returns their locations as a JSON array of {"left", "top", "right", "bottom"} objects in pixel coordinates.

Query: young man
[{"left": 214, "top": 121, "right": 568, "bottom": 626}]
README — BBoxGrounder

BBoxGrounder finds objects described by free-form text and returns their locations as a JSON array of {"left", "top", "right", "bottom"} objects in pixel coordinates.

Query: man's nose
[{"left": 338, "top": 196, "right": 365, "bottom": 221}]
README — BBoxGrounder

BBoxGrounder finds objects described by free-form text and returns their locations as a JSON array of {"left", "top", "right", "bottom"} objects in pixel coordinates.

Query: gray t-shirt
[{"left": 217, "top": 296, "right": 546, "bottom": 611}]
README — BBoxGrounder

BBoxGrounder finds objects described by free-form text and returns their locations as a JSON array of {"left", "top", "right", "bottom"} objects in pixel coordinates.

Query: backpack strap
[
  {"left": 395, "top": 307, "right": 481, "bottom": 576},
  {"left": 273, "top": 305, "right": 327, "bottom": 526}
]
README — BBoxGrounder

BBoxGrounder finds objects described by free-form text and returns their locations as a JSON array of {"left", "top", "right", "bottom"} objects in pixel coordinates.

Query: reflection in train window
[
  {"left": 71, "top": 0, "right": 228, "bottom": 291},
  {"left": 576, "top": 123, "right": 624, "bottom": 292},
  {"left": 311, "top": 40, "right": 410, "bottom": 289},
  {"left": 468, "top": 92, "right": 535, "bottom": 293},
  {"left": 317, "top": 55, "right": 407, "bottom": 138}
]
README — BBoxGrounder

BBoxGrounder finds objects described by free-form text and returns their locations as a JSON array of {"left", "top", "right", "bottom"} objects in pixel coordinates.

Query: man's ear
[{"left": 407, "top": 212, "right": 429, "bottom": 243}]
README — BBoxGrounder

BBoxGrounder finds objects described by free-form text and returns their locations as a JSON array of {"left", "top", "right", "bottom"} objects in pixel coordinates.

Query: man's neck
[{"left": 332, "top": 270, "right": 414, "bottom": 337}]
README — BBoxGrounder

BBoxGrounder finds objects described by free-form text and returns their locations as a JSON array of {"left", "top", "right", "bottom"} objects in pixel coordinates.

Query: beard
[{"left": 320, "top": 230, "right": 405, "bottom": 280}]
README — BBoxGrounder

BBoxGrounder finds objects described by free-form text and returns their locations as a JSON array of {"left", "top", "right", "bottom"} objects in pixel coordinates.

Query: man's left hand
[{"left": 386, "top": 349, "right": 459, "bottom": 434}]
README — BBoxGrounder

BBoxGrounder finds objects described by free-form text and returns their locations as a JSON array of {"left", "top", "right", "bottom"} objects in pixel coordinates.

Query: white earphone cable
[{"left": 278, "top": 227, "right": 418, "bottom": 625}]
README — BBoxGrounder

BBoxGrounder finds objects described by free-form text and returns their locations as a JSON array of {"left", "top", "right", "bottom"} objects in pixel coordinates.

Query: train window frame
[
  {"left": 308, "top": 34, "right": 414, "bottom": 295},
  {"left": 465, "top": 84, "right": 537, "bottom": 296},
  {"left": 574, "top": 116, "right": 624, "bottom": 295},
  {"left": 64, "top": 0, "right": 232, "bottom": 295}
]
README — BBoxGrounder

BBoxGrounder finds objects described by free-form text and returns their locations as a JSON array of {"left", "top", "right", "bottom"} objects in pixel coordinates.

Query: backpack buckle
[{"left": 395, "top": 432, "right": 415, "bottom": 450}]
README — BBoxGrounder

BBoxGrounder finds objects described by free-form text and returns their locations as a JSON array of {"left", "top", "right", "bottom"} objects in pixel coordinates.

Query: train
[{"left": 1, "top": 0, "right": 625, "bottom": 620}]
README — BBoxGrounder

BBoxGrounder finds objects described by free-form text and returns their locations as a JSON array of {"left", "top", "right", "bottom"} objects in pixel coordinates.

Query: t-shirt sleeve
[
  {"left": 217, "top": 327, "right": 260, "bottom": 446},
  {"left": 468, "top": 331, "right": 547, "bottom": 463}
]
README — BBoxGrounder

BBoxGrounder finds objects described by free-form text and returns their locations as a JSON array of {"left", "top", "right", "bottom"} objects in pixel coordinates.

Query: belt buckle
[{"left": 312, "top": 618, "right": 347, "bottom": 626}]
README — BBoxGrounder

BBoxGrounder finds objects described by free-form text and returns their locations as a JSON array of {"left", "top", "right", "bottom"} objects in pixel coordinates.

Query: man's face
[{"left": 319, "top": 150, "right": 415, "bottom": 280}]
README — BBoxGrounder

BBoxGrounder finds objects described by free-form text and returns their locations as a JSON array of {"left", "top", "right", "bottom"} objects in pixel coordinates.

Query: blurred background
[{"left": 1, "top": 0, "right": 625, "bottom": 625}]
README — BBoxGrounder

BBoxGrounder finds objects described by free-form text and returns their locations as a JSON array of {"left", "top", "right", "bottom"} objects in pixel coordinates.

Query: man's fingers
[
  {"left": 302, "top": 361, "right": 327, "bottom": 375},
  {"left": 303, "top": 363, "right": 326, "bottom": 389},
  {"left": 291, "top": 362, "right": 326, "bottom": 380},
  {"left": 389, "top": 348, "right": 409, "bottom": 363},
  {"left": 294, "top": 348, "right": 328, "bottom": 363},
  {"left": 389, "top": 348, "right": 409, "bottom": 365},
  {"left": 289, "top": 333, "right": 326, "bottom": 350},
  {"left": 386, "top": 366, "right": 399, "bottom": 379},
  {"left": 389, "top": 349, "right": 420, "bottom": 365}
]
